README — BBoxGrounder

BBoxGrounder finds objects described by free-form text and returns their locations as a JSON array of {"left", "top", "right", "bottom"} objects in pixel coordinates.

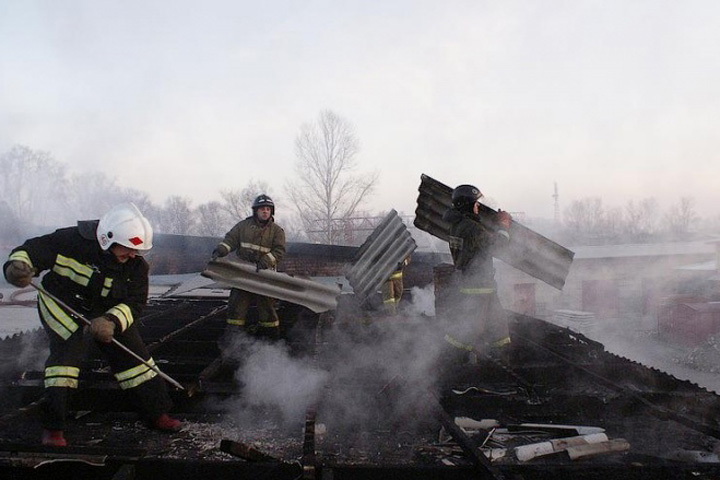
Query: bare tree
[
  {"left": 0, "top": 200, "right": 23, "bottom": 243},
  {"left": 0, "top": 145, "right": 165, "bottom": 237},
  {"left": 0, "top": 145, "right": 68, "bottom": 226},
  {"left": 195, "top": 201, "right": 227, "bottom": 237},
  {"left": 288, "top": 110, "right": 378, "bottom": 244},
  {"left": 220, "top": 179, "right": 272, "bottom": 222},
  {"left": 63, "top": 172, "right": 159, "bottom": 226},
  {"left": 664, "top": 196, "right": 698, "bottom": 237},
  {"left": 563, "top": 197, "right": 606, "bottom": 241},
  {"left": 279, "top": 213, "right": 309, "bottom": 242},
  {"left": 624, "top": 197, "right": 659, "bottom": 241},
  {"left": 604, "top": 206, "right": 624, "bottom": 240},
  {"left": 118, "top": 188, "right": 156, "bottom": 219},
  {"left": 155, "top": 196, "right": 196, "bottom": 234},
  {"left": 64, "top": 172, "right": 122, "bottom": 220}
]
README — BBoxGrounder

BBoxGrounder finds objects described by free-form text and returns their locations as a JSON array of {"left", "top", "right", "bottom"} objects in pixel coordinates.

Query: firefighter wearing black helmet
[
  {"left": 441, "top": 184, "right": 512, "bottom": 360},
  {"left": 211, "top": 194, "right": 286, "bottom": 338}
]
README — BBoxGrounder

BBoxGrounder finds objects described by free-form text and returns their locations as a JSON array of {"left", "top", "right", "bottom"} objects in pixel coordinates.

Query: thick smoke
[
  {"left": 219, "top": 333, "right": 328, "bottom": 429},
  {"left": 405, "top": 285, "right": 436, "bottom": 317},
  {"left": 218, "top": 285, "right": 451, "bottom": 439},
  {"left": 317, "top": 312, "right": 447, "bottom": 433}
]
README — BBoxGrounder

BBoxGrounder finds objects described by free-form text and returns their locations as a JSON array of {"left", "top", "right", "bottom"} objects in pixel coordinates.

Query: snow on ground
[
  {"left": 0, "top": 286, "right": 39, "bottom": 338},
  {"left": 0, "top": 275, "right": 226, "bottom": 339},
  {"left": 0, "top": 279, "right": 178, "bottom": 339},
  {"left": 0, "top": 304, "right": 39, "bottom": 338}
]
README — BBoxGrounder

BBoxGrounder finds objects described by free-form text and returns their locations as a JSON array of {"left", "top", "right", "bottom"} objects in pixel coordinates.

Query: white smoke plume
[
  {"left": 220, "top": 334, "right": 328, "bottom": 429},
  {"left": 218, "top": 285, "right": 451, "bottom": 437}
]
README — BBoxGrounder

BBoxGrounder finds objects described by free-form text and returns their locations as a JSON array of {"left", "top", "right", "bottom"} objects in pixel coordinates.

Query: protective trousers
[
  {"left": 443, "top": 287, "right": 510, "bottom": 357},
  {"left": 381, "top": 273, "right": 404, "bottom": 315},
  {"left": 226, "top": 288, "right": 280, "bottom": 338},
  {"left": 40, "top": 312, "right": 172, "bottom": 430}
]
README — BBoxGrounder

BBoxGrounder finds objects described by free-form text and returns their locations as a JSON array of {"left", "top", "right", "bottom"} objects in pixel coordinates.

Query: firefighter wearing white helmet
[
  {"left": 97, "top": 202, "right": 154, "bottom": 252},
  {"left": 211, "top": 194, "right": 286, "bottom": 339},
  {"left": 3, "top": 202, "right": 181, "bottom": 447}
]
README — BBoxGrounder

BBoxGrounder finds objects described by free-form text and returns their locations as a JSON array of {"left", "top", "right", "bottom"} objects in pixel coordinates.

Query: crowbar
[{"left": 29, "top": 282, "right": 185, "bottom": 391}]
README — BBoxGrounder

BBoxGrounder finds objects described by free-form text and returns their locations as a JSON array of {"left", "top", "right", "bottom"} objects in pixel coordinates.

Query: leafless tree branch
[{"left": 287, "top": 110, "right": 377, "bottom": 244}]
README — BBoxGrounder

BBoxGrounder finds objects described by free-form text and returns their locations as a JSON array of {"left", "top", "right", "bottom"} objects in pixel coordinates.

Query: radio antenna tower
[{"left": 553, "top": 182, "right": 560, "bottom": 224}]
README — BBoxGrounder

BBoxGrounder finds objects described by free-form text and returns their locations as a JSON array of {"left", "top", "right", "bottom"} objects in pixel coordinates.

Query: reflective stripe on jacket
[
  {"left": 5, "top": 221, "right": 149, "bottom": 333},
  {"left": 220, "top": 216, "right": 286, "bottom": 268}
]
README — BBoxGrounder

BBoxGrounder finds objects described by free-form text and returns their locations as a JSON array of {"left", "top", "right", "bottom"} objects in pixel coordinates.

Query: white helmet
[{"left": 96, "top": 202, "right": 154, "bottom": 252}]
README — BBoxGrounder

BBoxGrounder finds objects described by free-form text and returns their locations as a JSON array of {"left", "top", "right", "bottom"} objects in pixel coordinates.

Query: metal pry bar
[{"left": 29, "top": 282, "right": 185, "bottom": 391}]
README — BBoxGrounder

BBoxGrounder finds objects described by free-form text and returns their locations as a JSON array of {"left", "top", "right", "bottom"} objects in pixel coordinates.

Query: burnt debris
[{"left": 2, "top": 292, "right": 720, "bottom": 479}]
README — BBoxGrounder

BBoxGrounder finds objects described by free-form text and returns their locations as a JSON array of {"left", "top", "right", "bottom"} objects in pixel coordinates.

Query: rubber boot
[{"left": 41, "top": 429, "right": 67, "bottom": 447}]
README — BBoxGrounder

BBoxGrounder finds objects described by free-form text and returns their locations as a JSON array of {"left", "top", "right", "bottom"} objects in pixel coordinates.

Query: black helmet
[
  {"left": 252, "top": 194, "right": 275, "bottom": 215},
  {"left": 451, "top": 184, "right": 482, "bottom": 212}
]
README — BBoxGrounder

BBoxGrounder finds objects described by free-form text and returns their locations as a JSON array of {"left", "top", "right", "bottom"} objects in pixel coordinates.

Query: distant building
[{"left": 495, "top": 240, "right": 719, "bottom": 333}]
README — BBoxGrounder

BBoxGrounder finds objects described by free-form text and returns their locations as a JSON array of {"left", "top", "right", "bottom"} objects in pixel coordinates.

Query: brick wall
[{"left": 149, "top": 233, "right": 448, "bottom": 290}]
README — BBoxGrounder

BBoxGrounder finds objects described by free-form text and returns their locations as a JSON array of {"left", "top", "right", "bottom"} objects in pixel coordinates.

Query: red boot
[
  {"left": 41, "top": 429, "right": 67, "bottom": 447},
  {"left": 150, "top": 413, "right": 182, "bottom": 432}
]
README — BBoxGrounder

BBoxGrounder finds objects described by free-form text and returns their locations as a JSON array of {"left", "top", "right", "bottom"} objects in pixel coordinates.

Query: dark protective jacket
[
  {"left": 441, "top": 207, "right": 512, "bottom": 350},
  {"left": 5, "top": 220, "right": 149, "bottom": 336},
  {"left": 218, "top": 216, "right": 286, "bottom": 269},
  {"left": 441, "top": 207, "right": 510, "bottom": 287},
  {"left": 5, "top": 220, "right": 170, "bottom": 431}
]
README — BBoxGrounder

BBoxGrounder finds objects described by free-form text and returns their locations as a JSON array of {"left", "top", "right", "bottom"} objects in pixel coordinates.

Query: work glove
[
  {"left": 255, "top": 255, "right": 271, "bottom": 272},
  {"left": 496, "top": 210, "right": 512, "bottom": 230},
  {"left": 211, "top": 245, "right": 229, "bottom": 261},
  {"left": 4, "top": 260, "right": 34, "bottom": 288},
  {"left": 88, "top": 316, "right": 115, "bottom": 343}
]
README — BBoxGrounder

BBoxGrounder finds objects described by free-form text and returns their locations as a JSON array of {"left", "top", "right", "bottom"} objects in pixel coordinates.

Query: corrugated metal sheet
[
  {"left": 345, "top": 209, "right": 417, "bottom": 301},
  {"left": 202, "top": 259, "right": 340, "bottom": 313},
  {"left": 414, "top": 174, "right": 574, "bottom": 290}
]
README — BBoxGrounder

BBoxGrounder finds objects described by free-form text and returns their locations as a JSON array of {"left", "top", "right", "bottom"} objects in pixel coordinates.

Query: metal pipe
[{"left": 29, "top": 282, "right": 185, "bottom": 391}]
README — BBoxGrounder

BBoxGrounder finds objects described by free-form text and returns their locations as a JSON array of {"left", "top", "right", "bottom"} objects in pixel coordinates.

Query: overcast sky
[{"left": 2, "top": 1, "right": 720, "bottom": 220}]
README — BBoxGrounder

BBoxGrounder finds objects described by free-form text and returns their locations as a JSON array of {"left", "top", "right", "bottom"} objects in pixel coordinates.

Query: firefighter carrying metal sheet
[
  {"left": 212, "top": 194, "right": 286, "bottom": 339},
  {"left": 3, "top": 203, "right": 181, "bottom": 447},
  {"left": 441, "top": 184, "right": 512, "bottom": 362}
]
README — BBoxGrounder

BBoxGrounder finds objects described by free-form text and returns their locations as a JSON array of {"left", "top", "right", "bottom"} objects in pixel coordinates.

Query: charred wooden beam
[
  {"left": 378, "top": 375, "right": 505, "bottom": 479},
  {"left": 185, "top": 356, "right": 224, "bottom": 397},
  {"left": 428, "top": 395, "right": 506, "bottom": 480},
  {"left": 0, "top": 397, "right": 45, "bottom": 430},
  {"left": 302, "top": 408, "right": 317, "bottom": 480},
  {"left": 219, "top": 439, "right": 282, "bottom": 463}
]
